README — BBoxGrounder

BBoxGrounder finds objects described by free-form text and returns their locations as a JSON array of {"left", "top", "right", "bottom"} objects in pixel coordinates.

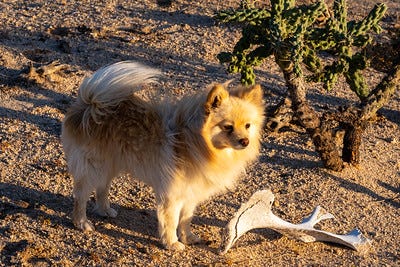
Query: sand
[{"left": 0, "top": 1, "right": 399, "bottom": 266}]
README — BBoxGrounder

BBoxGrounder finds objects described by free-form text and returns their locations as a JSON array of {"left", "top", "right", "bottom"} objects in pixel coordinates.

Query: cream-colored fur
[{"left": 61, "top": 61, "right": 265, "bottom": 250}]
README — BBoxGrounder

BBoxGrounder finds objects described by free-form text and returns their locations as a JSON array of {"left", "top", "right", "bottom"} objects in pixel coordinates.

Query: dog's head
[{"left": 204, "top": 83, "right": 264, "bottom": 151}]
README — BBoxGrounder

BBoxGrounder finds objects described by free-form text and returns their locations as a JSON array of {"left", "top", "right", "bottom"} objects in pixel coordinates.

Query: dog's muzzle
[{"left": 238, "top": 138, "right": 249, "bottom": 147}]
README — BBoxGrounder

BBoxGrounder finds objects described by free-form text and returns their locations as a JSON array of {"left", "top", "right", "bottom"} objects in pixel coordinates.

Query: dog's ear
[
  {"left": 235, "top": 84, "right": 263, "bottom": 106},
  {"left": 204, "top": 84, "right": 229, "bottom": 115}
]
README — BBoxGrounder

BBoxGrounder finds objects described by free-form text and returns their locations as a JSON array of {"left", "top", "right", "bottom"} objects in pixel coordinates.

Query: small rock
[
  {"left": 50, "top": 26, "right": 71, "bottom": 36},
  {"left": 140, "top": 26, "right": 153, "bottom": 35},
  {"left": 157, "top": 0, "right": 172, "bottom": 7},
  {"left": 16, "top": 200, "right": 30, "bottom": 209}
]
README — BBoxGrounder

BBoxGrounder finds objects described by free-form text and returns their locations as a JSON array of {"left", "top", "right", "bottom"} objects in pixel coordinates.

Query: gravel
[{"left": 0, "top": 1, "right": 399, "bottom": 266}]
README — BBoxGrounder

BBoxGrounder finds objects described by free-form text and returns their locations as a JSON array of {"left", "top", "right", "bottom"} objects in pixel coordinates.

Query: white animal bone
[{"left": 220, "top": 189, "right": 371, "bottom": 254}]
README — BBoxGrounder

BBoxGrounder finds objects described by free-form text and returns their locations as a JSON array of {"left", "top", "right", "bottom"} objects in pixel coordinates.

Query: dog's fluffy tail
[{"left": 77, "top": 61, "right": 161, "bottom": 129}]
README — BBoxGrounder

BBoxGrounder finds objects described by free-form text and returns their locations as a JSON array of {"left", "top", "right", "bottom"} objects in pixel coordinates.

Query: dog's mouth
[{"left": 211, "top": 135, "right": 250, "bottom": 150}]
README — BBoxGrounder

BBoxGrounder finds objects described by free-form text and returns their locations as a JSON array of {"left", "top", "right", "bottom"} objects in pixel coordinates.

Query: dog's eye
[
  {"left": 245, "top": 123, "right": 251, "bottom": 129},
  {"left": 223, "top": 125, "right": 234, "bottom": 132}
]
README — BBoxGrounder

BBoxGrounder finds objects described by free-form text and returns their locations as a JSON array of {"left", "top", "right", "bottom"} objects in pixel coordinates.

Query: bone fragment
[{"left": 220, "top": 189, "right": 370, "bottom": 254}]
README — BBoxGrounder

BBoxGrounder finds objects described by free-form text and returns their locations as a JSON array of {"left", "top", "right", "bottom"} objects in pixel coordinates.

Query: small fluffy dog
[{"left": 61, "top": 61, "right": 265, "bottom": 250}]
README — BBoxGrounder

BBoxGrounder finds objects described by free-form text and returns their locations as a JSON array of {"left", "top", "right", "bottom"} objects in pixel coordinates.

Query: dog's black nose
[{"left": 239, "top": 138, "right": 249, "bottom": 147}]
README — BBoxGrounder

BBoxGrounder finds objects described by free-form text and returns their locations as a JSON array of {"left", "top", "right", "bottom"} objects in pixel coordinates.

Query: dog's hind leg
[
  {"left": 178, "top": 202, "right": 203, "bottom": 245},
  {"left": 72, "top": 177, "right": 95, "bottom": 231},
  {"left": 94, "top": 174, "right": 118, "bottom": 218}
]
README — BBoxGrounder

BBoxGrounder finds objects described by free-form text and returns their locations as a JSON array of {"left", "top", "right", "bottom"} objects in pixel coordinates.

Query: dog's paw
[
  {"left": 95, "top": 207, "right": 118, "bottom": 218},
  {"left": 180, "top": 233, "right": 203, "bottom": 245},
  {"left": 74, "top": 219, "right": 95, "bottom": 232},
  {"left": 167, "top": 241, "right": 186, "bottom": 251}
]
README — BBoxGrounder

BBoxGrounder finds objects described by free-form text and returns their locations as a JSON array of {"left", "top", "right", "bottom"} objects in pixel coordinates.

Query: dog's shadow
[
  {"left": 93, "top": 199, "right": 241, "bottom": 253},
  {"left": 0, "top": 182, "right": 160, "bottom": 242},
  {"left": 2, "top": 182, "right": 262, "bottom": 254},
  {"left": 86, "top": 199, "right": 162, "bottom": 248}
]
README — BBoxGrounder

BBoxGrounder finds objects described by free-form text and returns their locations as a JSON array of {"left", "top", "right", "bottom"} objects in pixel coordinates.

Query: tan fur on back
[{"left": 64, "top": 97, "right": 163, "bottom": 150}]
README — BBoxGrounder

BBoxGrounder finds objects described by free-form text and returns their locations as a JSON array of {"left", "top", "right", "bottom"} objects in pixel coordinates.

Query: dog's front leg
[
  {"left": 178, "top": 202, "right": 203, "bottom": 245},
  {"left": 157, "top": 198, "right": 185, "bottom": 251}
]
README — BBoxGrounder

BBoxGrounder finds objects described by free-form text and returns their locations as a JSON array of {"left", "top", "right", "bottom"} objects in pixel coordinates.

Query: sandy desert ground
[{"left": 0, "top": 1, "right": 399, "bottom": 266}]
